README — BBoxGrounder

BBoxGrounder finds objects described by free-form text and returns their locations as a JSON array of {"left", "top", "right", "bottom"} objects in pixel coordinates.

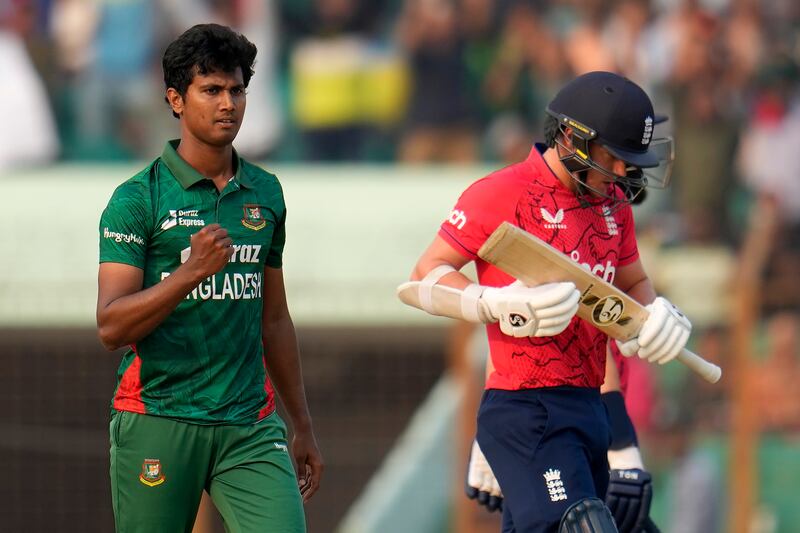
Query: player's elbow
[{"left": 97, "top": 323, "right": 125, "bottom": 351}]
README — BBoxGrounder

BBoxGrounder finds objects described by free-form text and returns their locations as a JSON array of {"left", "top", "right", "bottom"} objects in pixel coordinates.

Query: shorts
[
  {"left": 110, "top": 411, "right": 305, "bottom": 533},
  {"left": 477, "top": 387, "right": 611, "bottom": 533}
]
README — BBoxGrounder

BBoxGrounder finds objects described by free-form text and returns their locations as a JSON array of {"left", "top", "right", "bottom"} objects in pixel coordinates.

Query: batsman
[{"left": 399, "top": 71, "right": 685, "bottom": 532}]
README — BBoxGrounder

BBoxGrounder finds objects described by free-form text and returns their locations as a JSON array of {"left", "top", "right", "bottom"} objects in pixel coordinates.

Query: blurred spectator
[
  {"left": 751, "top": 313, "right": 800, "bottom": 432},
  {"left": 282, "top": 0, "right": 398, "bottom": 160},
  {"left": 397, "top": 0, "right": 478, "bottom": 162},
  {"left": 0, "top": 1, "right": 59, "bottom": 170},
  {"left": 562, "top": 0, "right": 616, "bottom": 75},
  {"left": 480, "top": 2, "right": 565, "bottom": 162},
  {"left": 666, "top": 1, "right": 741, "bottom": 242},
  {"left": 55, "top": 0, "right": 161, "bottom": 159},
  {"left": 737, "top": 55, "right": 800, "bottom": 315}
]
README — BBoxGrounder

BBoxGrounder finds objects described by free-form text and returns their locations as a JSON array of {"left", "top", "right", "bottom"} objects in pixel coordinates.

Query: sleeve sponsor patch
[{"left": 102, "top": 227, "right": 145, "bottom": 246}]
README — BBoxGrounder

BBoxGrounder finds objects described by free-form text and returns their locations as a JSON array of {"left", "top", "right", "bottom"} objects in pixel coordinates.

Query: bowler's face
[{"left": 174, "top": 68, "right": 246, "bottom": 146}]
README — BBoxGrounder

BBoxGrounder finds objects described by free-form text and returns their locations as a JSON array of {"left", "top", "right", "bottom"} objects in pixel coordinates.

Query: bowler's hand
[
  {"left": 293, "top": 428, "right": 324, "bottom": 503},
  {"left": 184, "top": 223, "right": 233, "bottom": 279}
]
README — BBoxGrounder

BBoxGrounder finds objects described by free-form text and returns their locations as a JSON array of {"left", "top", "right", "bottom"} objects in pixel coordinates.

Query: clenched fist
[{"left": 185, "top": 223, "right": 233, "bottom": 280}]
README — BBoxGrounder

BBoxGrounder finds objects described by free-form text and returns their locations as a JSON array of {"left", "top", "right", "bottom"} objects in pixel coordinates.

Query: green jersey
[{"left": 99, "top": 140, "right": 284, "bottom": 424}]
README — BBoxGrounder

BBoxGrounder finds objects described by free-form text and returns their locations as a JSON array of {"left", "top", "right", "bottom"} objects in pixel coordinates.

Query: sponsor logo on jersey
[
  {"left": 447, "top": 209, "right": 467, "bottom": 230},
  {"left": 569, "top": 250, "right": 616, "bottom": 284},
  {"left": 601, "top": 206, "right": 618, "bottom": 236},
  {"left": 179, "top": 245, "right": 262, "bottom": 265},
  {"left": 540, "top": 208, "right": 567, "bottom": 229},
  {"left": 242, "top": 204, "right": 267, "bottom": 231},
  {"left": 641, "top": 116, "right": 653, "bottom": 145},
  {"left": 162, "top": 271, "right": 263, "bottom": 301},
  {"left": 103, "top": 227, "right": 145, "bottom": 245},
  {"left": 139, "top": 459, "right": 166, "bottom": 487},
  {"left": 544, "top": 468, "right": 567, "bottom": 502},
  {"left": 274, "top": 442, "right": 288, "bottom": 452},
  {"left": 161, "top": 209, "right": 206, "bottom": 231}
]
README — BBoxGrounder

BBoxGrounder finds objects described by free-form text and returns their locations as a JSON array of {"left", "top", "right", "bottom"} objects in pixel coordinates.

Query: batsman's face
[
  {"left": 169, "top": 68, "right": 246, "bottom": 147},
  {"left": 585, "top": 144, "right": 627, "bottom": 197}
]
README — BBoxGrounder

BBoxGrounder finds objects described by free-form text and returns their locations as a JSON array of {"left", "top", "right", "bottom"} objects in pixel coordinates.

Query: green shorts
[{"left": 110, "top": 411, "right": 305, "bottom": 533}]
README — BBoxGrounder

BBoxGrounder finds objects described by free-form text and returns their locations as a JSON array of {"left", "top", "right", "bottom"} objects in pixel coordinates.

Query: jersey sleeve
[
  {"left": 265, "top": 206, "right": 286, "bottom": 269},
  {"left": 99, "top": 180, "right": 152, "bottom": 268},
  {"left": 438, "top": 175, "right": 515, "bottom": 260},
  {"left": 617, "top": 204, "right": 639, "bottom": 266}
]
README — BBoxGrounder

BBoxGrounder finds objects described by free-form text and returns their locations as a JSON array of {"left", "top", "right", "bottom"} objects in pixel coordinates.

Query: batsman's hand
[
  {"left": 184, "top": 224, "right": 233, "bottom": 280},
  {"left": 292, "top": 428, "right": 324, "bottom": 503},
  {"left": 605, "top": 468, "right": 654, "bottom": 533},
  {"left": 616, "top": 297, "right": 691, "bottom": 364},
  {"left": 465, "top": 440, "right": 503, "bottom": 513},
  {"left": 479, "top": 281, "right": 579, "bottom": 338}
]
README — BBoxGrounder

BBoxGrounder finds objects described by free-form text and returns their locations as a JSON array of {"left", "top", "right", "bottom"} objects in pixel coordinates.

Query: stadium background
[{"left": 1, "top": 0, "right": 799, "bottom": 531}]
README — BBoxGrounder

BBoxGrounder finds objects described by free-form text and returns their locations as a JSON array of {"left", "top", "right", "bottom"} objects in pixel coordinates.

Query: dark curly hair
[{"left": 162, "top": 24, "right": 257, "bottom": 118}]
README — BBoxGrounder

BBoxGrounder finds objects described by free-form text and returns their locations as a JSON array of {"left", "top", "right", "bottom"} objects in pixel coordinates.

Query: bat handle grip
[{"left": 677, "top": 348, "right": 721, "bottom": 383}]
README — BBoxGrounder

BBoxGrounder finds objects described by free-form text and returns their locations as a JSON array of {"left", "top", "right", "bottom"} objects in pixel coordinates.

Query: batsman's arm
[
  {"left": 612, "top": 258, "right": 657, "bottom": 308},
  {"left": 261, "top": 266, "right": 323, "bottom": 502},
  {"left": 410, "top": 235, "right": 473, "bottom": 286},
  {"left": 402, "top": 236, "right": 580, "bottom": 337}
]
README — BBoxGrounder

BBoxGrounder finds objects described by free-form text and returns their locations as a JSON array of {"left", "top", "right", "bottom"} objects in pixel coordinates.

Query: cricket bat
[{"left": 477, "top": 222, "right": 721, "bottom": 384}]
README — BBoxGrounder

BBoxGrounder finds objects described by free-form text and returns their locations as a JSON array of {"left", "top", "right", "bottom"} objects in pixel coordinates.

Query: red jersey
[{"left": 439, "top": 145, "right": 639, "bottom": 390}]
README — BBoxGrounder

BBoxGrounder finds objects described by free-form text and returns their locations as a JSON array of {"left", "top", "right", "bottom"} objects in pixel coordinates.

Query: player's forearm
[
  {"left": 623, "top": 277, "right": 657, "bottom": 307},
  {"left": 97, "top": 265, "right": 203, "bottom": 350},
  {"left": 262, "top": 315, "right": 313, "bottom": 432}
]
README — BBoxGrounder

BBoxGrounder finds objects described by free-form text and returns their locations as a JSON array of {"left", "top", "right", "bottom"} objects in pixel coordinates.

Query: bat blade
[{"left": 477, "top": 222, "right": 721, "bottom": 384}]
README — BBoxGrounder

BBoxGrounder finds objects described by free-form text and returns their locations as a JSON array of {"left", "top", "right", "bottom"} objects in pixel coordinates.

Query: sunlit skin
[
  {"left": 165, "top": 68, "right": 247, "bottom": 190},
  {"left": 543, "top": 127, "right": 627, "bottom": 198}
]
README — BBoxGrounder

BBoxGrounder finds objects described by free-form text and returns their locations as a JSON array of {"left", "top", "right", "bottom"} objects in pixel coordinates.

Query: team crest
[
  {"left": 139, "top": 459, "right": 166, "bottom": 487},
  {"left": 242, "top": 204, "right": 266, "bottom": 231}
]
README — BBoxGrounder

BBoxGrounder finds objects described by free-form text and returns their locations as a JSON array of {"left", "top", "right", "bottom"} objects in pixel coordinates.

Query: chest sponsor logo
[
  {"left": 601, "top": 206, "right": 618, "bottom": 236},
  {"left": 169, "top": 243, "right": 264, "bottom": 301},
  {"left": 163, "top": 270, "right": 263, "bottom": 301},
  {"left": 103, "top": 227, "right": 145, "bottom": 246},
  {"left": 569, "top": 250, "right": 616, "bottom": 284},
  {"left": 540, "top": 208, "right": 567, "bottom": 229},
  {"left": 161, "top": 209, "right": 206, "bottom": 231},
  {"left": 139, "top": 459, "right": 166, "bottom": 487},
  {"left": 447, "top": 209, "right": 467, "bottom": 230},
  {"left": 179, "top": 244, "right": 262, "bottom": 265},
  {"left": 242, "top": 204, "right": 267, "bottom": 231}
]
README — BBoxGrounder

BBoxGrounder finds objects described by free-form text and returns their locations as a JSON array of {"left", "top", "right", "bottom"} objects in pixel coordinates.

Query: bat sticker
[{"left": 591, "top": 296, "right": 624, "bottom": 326}]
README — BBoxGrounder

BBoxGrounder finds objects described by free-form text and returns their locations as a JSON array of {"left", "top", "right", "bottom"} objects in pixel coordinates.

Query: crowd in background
[
  {"left": 1, "top": 0, "right": 798, "bottom": 233},
  {"left": 2, "top": 0, "right": 800, "bottom": 528}
]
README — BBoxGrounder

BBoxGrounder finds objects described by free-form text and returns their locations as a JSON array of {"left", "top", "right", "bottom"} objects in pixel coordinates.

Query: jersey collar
[
  {"left": 161, "top": 140, "right": 254, "bottom": 189},
  {"left": 525, "top": 143, "right": 573, "bottom": 194}
]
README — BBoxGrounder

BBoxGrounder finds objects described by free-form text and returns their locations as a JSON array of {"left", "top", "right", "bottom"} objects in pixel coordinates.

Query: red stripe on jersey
[
  {"left": 257, "top": 356, "right": 276, "bottom": 420},
  {"left": 113, "top": 346, "right": 146, "bottom": 414}
]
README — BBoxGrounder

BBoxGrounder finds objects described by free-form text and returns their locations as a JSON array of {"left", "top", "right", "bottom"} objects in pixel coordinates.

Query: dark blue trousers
[{"left": 476, "top": 387, "right": 611, "bottom": 533}]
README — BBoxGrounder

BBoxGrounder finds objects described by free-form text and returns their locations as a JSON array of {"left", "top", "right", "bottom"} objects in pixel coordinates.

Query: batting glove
[
  {"left": 465, "top": 440, "right": 503, "bottom": 513},
  {"left": 605, "top": 466, "right": 655, "bottom": 533},
  {"left": 616, "top": 297, "right": 691, "bottom": 364},
  {"left": 479, "top": 281, "right": 580, "bottom": 338}
]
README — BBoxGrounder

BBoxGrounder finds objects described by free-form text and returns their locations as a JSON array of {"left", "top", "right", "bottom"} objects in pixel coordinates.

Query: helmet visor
[{"left": 637, "top": 136, "right": 674, "bottom": 188}]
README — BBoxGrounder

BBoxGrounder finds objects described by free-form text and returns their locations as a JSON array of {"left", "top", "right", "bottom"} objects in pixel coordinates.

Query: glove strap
[{"left": 419, "top": 265, "right": 456, "bottom": 314}]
